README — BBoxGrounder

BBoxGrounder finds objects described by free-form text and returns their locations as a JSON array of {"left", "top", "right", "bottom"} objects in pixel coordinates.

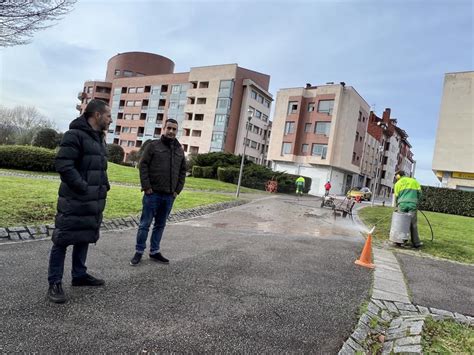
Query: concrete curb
[{"left": 0, "top": 199, "right": 250, "bottom": 245}]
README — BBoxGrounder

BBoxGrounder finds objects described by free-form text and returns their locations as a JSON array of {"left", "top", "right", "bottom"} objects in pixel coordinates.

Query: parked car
[{"left": 346, "top": 187, "right": 372, "bottom": 201}]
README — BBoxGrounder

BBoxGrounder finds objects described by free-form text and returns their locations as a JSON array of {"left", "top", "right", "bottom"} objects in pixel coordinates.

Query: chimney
[{"left": 382, "top": 108, "right": 391, "bottom": 123}]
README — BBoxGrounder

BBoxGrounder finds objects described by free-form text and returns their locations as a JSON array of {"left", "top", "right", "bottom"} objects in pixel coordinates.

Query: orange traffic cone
[{"left": 355, "top": 234, "right": 375, "bottom": 269}]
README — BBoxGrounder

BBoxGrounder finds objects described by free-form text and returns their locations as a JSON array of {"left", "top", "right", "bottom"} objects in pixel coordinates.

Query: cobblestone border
[
  {"left": 339, "top": 299, "right": 473, "bottom": 354},
  {"left": 0, "top": 199, "right": 248, "bottom": 244}
]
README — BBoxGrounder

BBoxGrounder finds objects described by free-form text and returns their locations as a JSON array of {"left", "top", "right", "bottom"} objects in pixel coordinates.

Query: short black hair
[
  {"left": 84, "top": 99, "right": 109, "bottom": 119},
  {"left": 165, "top": 118, "right": 178, "bottom": 125}
]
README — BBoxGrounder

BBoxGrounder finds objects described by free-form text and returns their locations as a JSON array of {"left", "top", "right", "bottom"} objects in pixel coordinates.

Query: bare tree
[
  {"left": 0, "top": 105, "right": 56, "bottom": 145},
  {"left": 0, "top": 0, "right": 76, "bottom": 47}
]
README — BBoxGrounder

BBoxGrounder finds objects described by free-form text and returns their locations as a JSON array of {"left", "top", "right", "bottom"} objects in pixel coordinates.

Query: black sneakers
[
  {"left": 130, "top": 252, "right": 142, "bottom": 266},
  {"left": 149, "top": 252, "right": 169, "bottom": 264},
  {"left": 48, "top": 283, "right": 66, "bottom": 304},
  {"left": 71, "top": 274, "right": 105, "bottom": 287}
]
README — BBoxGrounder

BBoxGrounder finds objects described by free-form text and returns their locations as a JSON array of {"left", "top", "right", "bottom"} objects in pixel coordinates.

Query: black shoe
[
  {"left": 71, "top": 274, "right": 105, "bottom": 287},
  {"left": 48, "top": 283, "right": 66, "bottom": 304},
  {"left": 413, "top": 242, "right": 424, "bottom": 249},
  {"left": 149, "top": 252, "right": 169, "bottom": 264},
  {"left": 130, "top": 252, "right": 142, "bottom": 266}
]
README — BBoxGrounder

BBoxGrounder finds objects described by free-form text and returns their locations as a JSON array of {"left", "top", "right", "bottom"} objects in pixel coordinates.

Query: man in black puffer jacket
[
  {"left": 130, "top": 118, "right": 186, "bottom": 266},
  {"left": 47, "top": 99, "right": 112, "bottom": 304}
]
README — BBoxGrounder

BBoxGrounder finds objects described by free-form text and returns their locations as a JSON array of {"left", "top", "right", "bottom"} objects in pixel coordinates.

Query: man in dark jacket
[
  {"left": 130, "top": 118, "right": 186, "bottom": 266},
  {"left": 47, "top": 99, "right": 112, "bottom": 303}
]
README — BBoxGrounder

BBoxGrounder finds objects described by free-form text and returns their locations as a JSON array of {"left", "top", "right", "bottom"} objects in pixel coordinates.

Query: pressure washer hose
[
  {"left": 418, "top": 210, "right": 434, "bottom": 242},
  {"left": 370, "top": 209, "right": 434, "bottom": 242}
]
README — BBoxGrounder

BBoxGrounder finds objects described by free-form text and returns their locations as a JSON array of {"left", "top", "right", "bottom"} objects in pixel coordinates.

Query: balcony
[{"left": 77, "top": 91, "right": 87, "bottom": 100}]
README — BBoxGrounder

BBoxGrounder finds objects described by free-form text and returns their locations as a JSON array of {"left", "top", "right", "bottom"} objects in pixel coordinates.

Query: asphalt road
[
  {"left": 0, "top": 196, "right": 371, "bottom": 352},
  {"left": 396, "top": 253, "right": 474, "bottom": 316}
]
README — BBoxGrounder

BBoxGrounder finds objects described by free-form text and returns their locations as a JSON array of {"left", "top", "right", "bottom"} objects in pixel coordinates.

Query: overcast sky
[{"left": 1, "top": 0, "right": 472, "bottom": 186}]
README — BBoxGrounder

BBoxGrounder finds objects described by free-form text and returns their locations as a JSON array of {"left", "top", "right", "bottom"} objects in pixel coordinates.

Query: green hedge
[
  {"left": 0, "top": 145, "right": 56, "bottom": 172},
  {"left": 419, "top": 185, "right": 474, "bottom": 217},
  {"left": 217, "top": 167, "right": 239, "bottom": 183},
  {"left": 192, "top": 165, "right": 214, "bottom": 179}
]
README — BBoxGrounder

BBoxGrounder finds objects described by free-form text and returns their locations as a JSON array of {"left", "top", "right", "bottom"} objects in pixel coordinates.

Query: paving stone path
[{"left": 338, "top": 209, "right": 473, "bottom": 354}]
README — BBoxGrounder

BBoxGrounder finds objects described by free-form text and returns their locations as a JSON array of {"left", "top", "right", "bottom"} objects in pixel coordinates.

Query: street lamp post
[
  {"left": 371, "top": 122, "right": 388, "bottom": 206},
  {"left": 235, "top": 109, "right": 254, "bottom": 198}
]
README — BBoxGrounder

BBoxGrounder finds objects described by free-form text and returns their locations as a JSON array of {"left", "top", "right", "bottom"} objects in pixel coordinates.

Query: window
[
  {"left": 127, "top": 141, "right": 135, "bottom": 147},
  {"left": 312, "top": 144, "right": 328, "bottom": 159},
  {"left": 217, "top": 98, "right": 231, "bottom": 109},
  {"left": 304, "top": 123, "right": 312, "bottom": 132},
  {"left": 264, "top": 99, "right": 271, "bottom": 108},
  {"left": 258, "top": 95, "right": 264, "bottom": 104},
  {"left": 123, "top": 70, "right": 133, "bottom": 77},
  {"left": 171, "top": 85, "right": 180, "bottom": 94},
  {"left": 128, "top": 87, "right": 137, "bottom": 94},
  {"left": 219, "top": 80, "right": 233, "bottom": 96},
  {"left": 182, "top": 144, "right": 188, "bottom": 152},
  {"left": 87, "top": 86, "right": 93, "bottom": 94},
  {"left": 183, "top": 129, "right": 191, "bottom": 136},
  {"left": 288, "top": 101, "right": 298, "bottom": 114},
  {"left": 284, "top": 121, "right": 295, "bottom": 134},
  {"left": 192, "top": 130, "right": 202, "bottom": 137},
  {"left": 214, "top": 114, "right": 227, "bottom": 126},
  {"left": 251, "top": 90, "right": 258, "bottom": 100},
  {"left": 317, "top": 100, "right": 334, "bottom": 114},
  {"left": 156, "top": 113, "right": 164, "bottom": 121},
  {"left": 134, "top": 100, "right": 141, "bottom": 106},
  {"left": 194, "top": 114, "right": 204, "bottom": 121},
  {"left": 131, "top": 127, "right": 137, "bottom": 133},
  {"left": 281, "top": 142, "right": 292, "bottom": 155},
  {"left": 355, "top": 132, "right": 359, "bottom": 141},
  {"left": 262, "top": 114, "right": 268, "bottom": 122},
  {"left": 255, "top": 110, "right": 262, "bottom": 119},
  {"left": 190, "top": 146, "right": 199, "bottom": 154},
  {"left": 252, "top": 125, "right": 260, "bottom": 134},
  {"left": 352, "top": 152, "right": 356, "bottom": 161},
  {"left": 132, "top": 114, "right": 139, "bottom": 120},
  {"left": 136, "top": 87, "right": 144, "bottom": 93},
  {"left": 126, "top": 101, "right": 134, "bottom": 107},
  {"left": 315, "top": 122, "right": 331, "bottom": 135},
  {"left": 250, "top": 141, "right": 257, "bottom": 149},
  {"left": 124, "top": 114, "right": 132, "bottom": 120},
  {"left": 199, "top": 81, "right": 209, "bottom": 88},
  {"left": 114, "top": 69, "right": 120, "bottom": 76},
  {"left": 122, "top": 127, "right": 130, "bottom": 133},
  {"left": 302, "top": 144, "right": 309, "bottom": 153},
  {"left": 358, "top": 111, "right": 362, "bottom": 121},
  {"left": 212, "top": 133, "right": 225, "bottom": 144},
  {"left": 308, "top": 103, "right": 315, "bottom": 112},
  {"left": 197, "top": 97, "right": 207, "bottom": 104}
]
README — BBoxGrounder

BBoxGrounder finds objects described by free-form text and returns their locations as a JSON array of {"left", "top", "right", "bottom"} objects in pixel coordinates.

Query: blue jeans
[
  {"left": 135, "top": 192, "right": 174, "bottom": 255},
  {"left": 48, "top": 243, "right": 89, "bottom": 284}
]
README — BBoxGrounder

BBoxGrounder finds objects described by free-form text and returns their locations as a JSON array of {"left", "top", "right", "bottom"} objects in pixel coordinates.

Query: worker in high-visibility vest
[
  {"left": 394, "top": 170, "right": 423, "bottom": 248},
  {"left": 295, "top": 176, "right": 305, "bottom": 196}
]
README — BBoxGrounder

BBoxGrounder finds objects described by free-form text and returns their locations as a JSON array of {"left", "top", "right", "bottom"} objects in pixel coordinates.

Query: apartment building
[
  {"left": 267, "top": 82, "right": 370, "bottom": 195},
  {"left": 432, "top": 71, "right": 474, "bottom": 190},
  {"left": 77, "top": 52, "right": 272, "bottom": 164},
  {"left": 361, "top": 109, "right": 414, "bottom": 198}
]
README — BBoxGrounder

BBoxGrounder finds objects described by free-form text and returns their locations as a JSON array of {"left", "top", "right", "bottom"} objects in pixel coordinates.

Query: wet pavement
[{"left": 0, "top": 195, "right": 372, "bottom": 353}]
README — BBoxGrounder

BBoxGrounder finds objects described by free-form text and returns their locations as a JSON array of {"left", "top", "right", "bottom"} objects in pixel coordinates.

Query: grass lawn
[
  {"left": 422, "top": 317, "right": 474, "bottom": 353},
  {"left": 1, "top": 164, "right": 262, "bottom": 193},
  {"left": 0, "top": 176, "right": 235, "bottom": 227},
  {"left": 358, "top": 206, "right": 474, "bottom": 263}
]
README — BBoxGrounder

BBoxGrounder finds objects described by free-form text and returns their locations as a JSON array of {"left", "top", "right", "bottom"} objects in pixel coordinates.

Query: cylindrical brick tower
[{"left": 105, "top": 52, "right": 175, "bottom": 82}]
